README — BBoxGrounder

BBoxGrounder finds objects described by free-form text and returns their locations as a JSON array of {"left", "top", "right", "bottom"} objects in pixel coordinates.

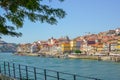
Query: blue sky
[{"left": 2, "top": 0, "right": 120, "bottom": 43}]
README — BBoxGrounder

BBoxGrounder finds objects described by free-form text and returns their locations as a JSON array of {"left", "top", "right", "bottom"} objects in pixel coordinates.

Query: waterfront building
[
  {"left": 96, "top": 43, "right": 103, "bottom": 53},
  {"left": 87, "top": 40, "right": 97, "bottom": 54},
  {"left": 116, "top": 38, "right": 120, "bottom": 51},
  {"left": 70, "top": 39, "right": 81, "bottom": 52},
  {"left": 70, "top": 40, "right": 76, "bottom": 51},
  {"left": 38, "top": 41, "right": 49, "bottom": 54},
  {"left": 31, "top": 43, "right": 39, "bottom": 53},
  {"left": 110, "top": 39, "right": 117, "bottom": 52},
  {"left": 80, "top": 37, "right": 97, "bottom": 54},
  {"left": 17, "top": 45, "right": 22, "bottom": 53},
  {"left": 16, "top": 28, "right": 120, "bottom": 55},
  {"left": 81, "top": 39, "right": 87, "bottom": 52},
  {"left": 61, "top": 42, "right": 71, "bottom": 53},
  {"left": 48, "top": 37, "right": 55, "bottom": 45},
  {"left": 115, "top": 28, "right": 120, "bottom": 35},
  {"left": 76, "top": 40, "right": 81, "bottom": 50},
  {"left": 103, "top": 43, "right": 109, "bottom": 52},
  {"left": 38, "top": 41, "right": 48, "bottom": 48},
  {"left": 17, "top": 44, "right": 31, "bottom": 53}
]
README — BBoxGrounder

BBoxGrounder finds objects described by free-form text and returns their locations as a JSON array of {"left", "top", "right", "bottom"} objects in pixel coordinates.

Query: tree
[
  {"left": 0, "top": 0, "right": 66, "bottom": 37},
  {"left": 74, "top": 50, "right": 82, "bottom": 54}
]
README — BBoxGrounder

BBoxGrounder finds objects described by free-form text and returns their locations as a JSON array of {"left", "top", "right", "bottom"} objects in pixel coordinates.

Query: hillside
[{"left": 0, "top": 40, "right": 17, "bottom": 53}]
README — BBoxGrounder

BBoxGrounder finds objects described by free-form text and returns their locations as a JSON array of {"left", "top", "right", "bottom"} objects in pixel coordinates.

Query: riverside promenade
[
  {"left": 68, "top": 54, "right": 120, "bottom": 62},
  {"left": 14, "top": 52, "right": 120, "bottom": 62}
]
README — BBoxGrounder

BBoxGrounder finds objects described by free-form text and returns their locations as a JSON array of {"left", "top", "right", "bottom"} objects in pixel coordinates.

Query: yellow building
[
  {"left": 95, "top": 43, "right": 103, "bottom": 52},
  {"left": 70, "top": 40, "right": 77, "bottom": 51},
  {"left": 116, "top": 39, "right": 120, "bottom": 51},
  {"left": 61, "top": 42, "right": 70, "bottom": 53}
]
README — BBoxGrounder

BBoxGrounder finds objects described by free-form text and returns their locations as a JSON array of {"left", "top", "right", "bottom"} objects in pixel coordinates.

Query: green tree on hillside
[{"left": 0, "top": 0, "right": 66, "bottom": 37}]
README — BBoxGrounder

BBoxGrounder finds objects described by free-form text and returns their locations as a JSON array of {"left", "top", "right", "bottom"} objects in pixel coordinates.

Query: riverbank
[
  {"left": 14, "top": 52, "right": 67, "bottom": 58},
  {"left": 68, "top": 54, "right": 120, "bottom": 62},
  {"left": 13, "top": 53, "right": 41, "bottom": 56},
  {"left": 14, "top": 52, "right": 120, "bottom": 62}
]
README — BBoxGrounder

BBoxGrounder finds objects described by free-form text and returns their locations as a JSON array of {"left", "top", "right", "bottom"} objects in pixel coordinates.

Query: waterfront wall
[
  {"left": 15, "top": 52, "right": 120, "bottom": 62},
  {"left": 68, "top": 54, "right": 120, "bottom": 62},
  {"left": 68, "top": 55, "right": 99, "bottom": 60}
]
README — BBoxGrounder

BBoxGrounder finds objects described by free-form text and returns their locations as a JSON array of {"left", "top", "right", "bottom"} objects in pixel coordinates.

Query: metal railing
[{"left": 0, "top": 61, "right": 101, "bottom": 80}]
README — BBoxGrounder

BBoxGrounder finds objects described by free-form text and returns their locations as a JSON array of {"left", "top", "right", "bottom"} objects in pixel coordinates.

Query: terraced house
[{"left": 16, "top": 28, "right": 120, "bottom": 56}]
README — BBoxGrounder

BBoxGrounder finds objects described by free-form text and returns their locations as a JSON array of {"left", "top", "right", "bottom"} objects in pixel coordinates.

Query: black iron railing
[{"left": 0, "top": 61, "right": 101, "bottom": 80}]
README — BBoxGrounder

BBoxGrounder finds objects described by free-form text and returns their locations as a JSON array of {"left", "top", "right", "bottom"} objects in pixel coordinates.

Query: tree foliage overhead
[{"left": 0, "top": 0, "right": 66, "bottom": 37}]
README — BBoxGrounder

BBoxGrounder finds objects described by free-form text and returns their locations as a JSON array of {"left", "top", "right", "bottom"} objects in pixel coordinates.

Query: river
[{"left": 0, "top": 53, "right": 120, "bottom": 80}]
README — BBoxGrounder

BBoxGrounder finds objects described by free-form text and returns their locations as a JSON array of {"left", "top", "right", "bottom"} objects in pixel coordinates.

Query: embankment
[{"left": 68, "top": 54, "right": 120, "bottom": 62}]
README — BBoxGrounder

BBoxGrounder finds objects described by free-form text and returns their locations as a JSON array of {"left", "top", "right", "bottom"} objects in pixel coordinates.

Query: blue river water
[{"left": 0, "top": 53, "right": 120, "bottom": 80}]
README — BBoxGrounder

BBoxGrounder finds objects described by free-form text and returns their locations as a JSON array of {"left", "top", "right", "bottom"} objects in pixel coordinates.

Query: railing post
[
  {"left": 57, "top": 72, "right": 59, "bottom": 80},
  {"left": 4, "top": 61, "right": 6, "bottom": 75},
  {"left": 19, "top": 64, "right": 22, "bottom": 80},
  {"left": 44, "top": 69, "right": 47, "bottom": 80},
  {"left": 95, "top": 79, "right": 101, "bottom": 80},
  {"left": 74, "top": 75, "right": 76, "bottom": 80},
  {"left": 8, "top": 62, "right": 11, "bottom": 77},
  {"left": 34, "top": 67, "right": 37, "bottom": 80},
  {"left": 26, "top": 66, "right": 28, "bottom": 80},
  {"left": 0, "top": 65, "right": 1, "bottom": 73},
  {"left": 13, "top": 63, "right": 16, "bottom": 78}
]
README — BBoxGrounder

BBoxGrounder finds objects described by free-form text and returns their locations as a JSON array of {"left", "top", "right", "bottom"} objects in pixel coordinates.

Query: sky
[{"left": 1, "top": 0, "right": 120, "bottom": 43}]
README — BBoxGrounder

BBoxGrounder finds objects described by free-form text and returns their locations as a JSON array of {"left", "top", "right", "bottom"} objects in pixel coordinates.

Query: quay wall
[
  {"left": 68, "top": 54, "right": 99, "bottom": 60},
  {"left": 15, "top": 53, "right": 120, "bottom": 62},
  {"left": 68, "top": 54, "right": 120, "bottom": 62}
]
